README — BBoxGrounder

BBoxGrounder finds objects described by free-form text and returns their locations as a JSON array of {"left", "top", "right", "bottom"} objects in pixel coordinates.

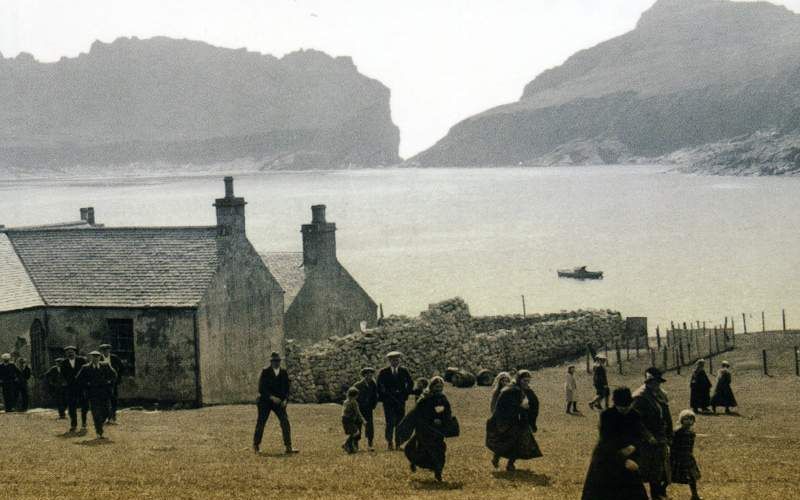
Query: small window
[{"left": 106, "top": 319, "right": 135, "bottom": 376}]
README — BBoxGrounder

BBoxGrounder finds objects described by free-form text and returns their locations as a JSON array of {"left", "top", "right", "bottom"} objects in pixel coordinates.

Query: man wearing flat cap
[
  {"left": 98, "top": 343, "right": 124, "bottom": 424},
  {"left": 377, "top": 351, "right": 413, "bottom": 450},
  {"left": 76, "top": 351, "right": 117, "bottom": 439},
  {"left": 45, "top": 358, "right": 68, "bottom": 419},
  {"left": 0, "top": 353, "right": 20, "bottom": 412},
  {"left": 354, "top": 367, "right": 379, "bottom": 451},
  {"left": 253, "top": 351, "right": 297, "bottom": 454},
  {"left": 60, "top": 346, "right": 89, "bottom": 434},
  {"left": 632, "top": 367, "right": 674, "bottom": 500}
]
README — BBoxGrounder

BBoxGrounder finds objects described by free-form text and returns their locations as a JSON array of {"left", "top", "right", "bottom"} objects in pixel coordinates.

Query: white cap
[{"left": 1, "top": 353, "right": 10, "bottom": 360}]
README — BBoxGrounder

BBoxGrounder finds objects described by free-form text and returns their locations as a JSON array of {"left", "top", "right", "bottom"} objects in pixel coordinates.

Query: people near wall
[
  {"left": 377, "top": 351, "right": 413, "bottom": 450},
  {"left": 60, "top": 346, "right": 89, "bottom": 434},
  {"left": 589, "top": 355, "right": 610, "bottom": 410},
  {"left": 0, "top": 353, "right": 20, "bottom": 412},
  {"left": 689, "top": 359, "right": 712, "bottom": 414},
  {"left": 15, "top": 357, "right": 31, "bottom": 412},
  {"left": 632, "top": 367, "right": 673, "bottom": 500},
  {"left": 354, "top": 367, "right": 379, "bottom": 452},
  {"left": 711, "top": 361, "right": 738, "bottom": 414},
  {"left": 45, "top": 358, "right": 68, "bottom": 419},
  {"left": 671, "top": 409, "right": 703, "bottom": 500},
  {"left": 76, "top": 351, "right": 117, "bottom": 440},
  {"left": 341, "top": 386, "right": 365, "bottom": 454},
  {"left": 412, "top": 377, "right": 428, "bottom": 402},
  {"left": 565, "top": 365, "right": 579, "bottom": 414},
  {"left": 581, "top": 386, "right": 649, "bottom": 500},
  {"left": 489, "top": 372, "right": 512, "bottom": 414},
  {"left": 485, "top": 369, "right": 543, "bottom": 472},
  {"left": 397, "top": 376, "right": 458, "bottom": 482},
  {"left": 253, "top": 351, "right": 298, "bottom": 455},
  {"left": 99, "top": 343, "right": 124, "bottom": 424}
]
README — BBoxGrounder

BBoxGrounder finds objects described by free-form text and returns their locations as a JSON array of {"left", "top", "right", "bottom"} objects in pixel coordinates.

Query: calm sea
[{"left": 2, "top": 165, "right": 799, "bottom": 334}]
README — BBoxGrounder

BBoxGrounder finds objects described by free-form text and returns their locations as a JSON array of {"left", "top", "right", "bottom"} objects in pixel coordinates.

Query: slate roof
[
  {"left": 260, "top": 252, "right": 306, "bottom": 309},
  {"left": 0, "top": 233, "right": 45, "bottom": 313},
  {"left": 5, "top": 227, "right": 220, "bottom": 308}
]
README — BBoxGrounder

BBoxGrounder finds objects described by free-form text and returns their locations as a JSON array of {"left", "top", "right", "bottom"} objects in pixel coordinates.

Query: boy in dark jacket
[
  {"left": 354, "top": 367, "right": 379, "bottom": 451},
  {"left": 341, "top": 387, "right": 365, "bottom": 453}
]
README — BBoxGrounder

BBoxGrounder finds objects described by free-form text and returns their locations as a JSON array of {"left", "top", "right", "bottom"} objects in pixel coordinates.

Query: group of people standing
[{"left": 0, "top": 353, "right": 32, "bottom": 412}]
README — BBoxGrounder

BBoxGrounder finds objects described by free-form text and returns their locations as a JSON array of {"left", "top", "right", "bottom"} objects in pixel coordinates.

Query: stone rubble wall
[{"left": 284, "top": 298, "right": 629, "bottom": 403}]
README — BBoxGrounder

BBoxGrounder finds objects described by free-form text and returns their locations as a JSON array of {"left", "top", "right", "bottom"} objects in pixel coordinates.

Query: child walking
[
  {"left": 342, "top": 386, "right": 365, "bottom": 454},
  {"left": 671, "top": 409, "right": 703, "bottom": 500},
  {"left": 565, "top": 365, "right": 578, "bottom": 414}
]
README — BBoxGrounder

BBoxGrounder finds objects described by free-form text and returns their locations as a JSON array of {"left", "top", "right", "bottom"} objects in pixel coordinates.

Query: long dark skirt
[
  {"left": 404, "top": 433, "right": 446, "bottom": 472},
  {"left": 636, "top": 441, "right": 671, "bottom": 484},
  {"left": 711, "top": 385, "right": 737, "bottom": 408},
  {"left": 690, "top": 385, "right": 710, "bottom": 410},
  {"left": 582, "top": 446, "right": 648, "bottom": 500},
  {"left": 485, "top": 419, "right": 542, "bottom": 460}
]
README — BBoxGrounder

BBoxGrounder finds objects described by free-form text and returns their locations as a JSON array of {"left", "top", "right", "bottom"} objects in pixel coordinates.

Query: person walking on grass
[
  {"left": 632, "top": 367, "right": 673, "bottom": 500},
  {"left": 565, "top": 365, "right": 579, "bottom": 414},
  {"left": 76, "top": 351, "right": 117, "bottom": 440},
  {"left": 377, "top": 351, "right": 413, "bottom": 450},
  {"left": 45, "top": 358, "right": 68, "bottom": 419},
  {"left": 341, "top": 386, "right": 365, "bottom": 454},
  {"left": 0, "top": 353, "right": 20, "bottom": 412},
  {"left": 486, "top": 369, "right": 542, "bottom": 472},
  {"left": 671, "top": 410, "right": 703, "bottom": 500},
  {"left": 15, "top": 357, "right": 31, "bottom": 412},
  {"left": 589, "top": 355, "right": 610, "bottom": 410},
  {"left": 690, "top": 359, "right": 712, "bottom": 414},
  {"left": 354, "top": 367, "right": 379, "bottom": 451},
  {"left": 99, "top": 343, "right": 124, "bottom": 424},
  {"left": 711, "top": 361, "right": 738, "bottom": 414},
  {"left": 253, "top": 352, "right": 298, "bottom": 455},
  {"left": 60, "top": 346, "right": 89, "bottom": 435}
]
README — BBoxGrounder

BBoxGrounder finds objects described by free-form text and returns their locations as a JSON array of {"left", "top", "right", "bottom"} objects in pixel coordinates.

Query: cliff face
[
  {"left": 0, "top": 37, "right": 400, "bottom": 170},
  {"left": 412, "top": 0, "right": 800, "bottom": 172}
]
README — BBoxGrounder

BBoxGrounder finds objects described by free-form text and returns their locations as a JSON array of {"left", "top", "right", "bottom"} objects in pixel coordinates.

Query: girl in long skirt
[
  {"left": 711, "top": 361, "right": 738, "bottom": 414},
  {"left": 671, "top": 410, "right": 703, "bottom": 500},
  {"left": 486, "top": 369, "right": 543, "bottom": 471}
]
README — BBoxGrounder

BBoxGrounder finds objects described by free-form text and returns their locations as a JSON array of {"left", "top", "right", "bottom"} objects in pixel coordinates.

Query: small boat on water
[{"left": 557, "top": 266, "right": 603, "bottom": 280}]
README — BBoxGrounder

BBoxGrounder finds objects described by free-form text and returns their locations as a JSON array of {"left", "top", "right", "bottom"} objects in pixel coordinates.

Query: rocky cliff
[
  {"left": 412, "top": 0, "right": 800, "bottom": 174},
  {"left": 0, "top": 37, "right": 400, "bottom": 171}
]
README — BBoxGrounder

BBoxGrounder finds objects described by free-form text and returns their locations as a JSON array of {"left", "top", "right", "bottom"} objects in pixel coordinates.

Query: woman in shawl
[
  {"left": 689, "top": 359, "right": 712, "bottom": 414},
  {"left": 397, "top": 376, "right": 455, "bottom": 482},
  {"left": 582, "top": 386, "right": 649, "bottom": 500},
  {"left": 486, "top": 369, "right": 543, "bottom": 471},
  {"left": 489, "top": 371, "right": 512, "bottom": 414},
  {"left": 711, "top": 361, "right": 737, "bottom": 414}
]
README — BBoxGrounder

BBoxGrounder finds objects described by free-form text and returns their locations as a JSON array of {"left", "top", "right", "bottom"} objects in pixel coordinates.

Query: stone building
[
  {"left": 0, "top": 178, "right": 283, "bottom": 406},
  {"left": 261, "top": 205, "right": 378, "bottom": 344}
]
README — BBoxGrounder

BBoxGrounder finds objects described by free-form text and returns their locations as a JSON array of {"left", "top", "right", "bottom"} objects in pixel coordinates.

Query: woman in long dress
[
  {"left": 397, "top": 376, "right": 456, "bottom": 482},
  {"left": 486, "top": 369, "right": 543, "bottom": 471},
  {"left": 582, "top": 386, "right": 649, "bottom": 500},
  {"left": 689, "top": 359, "right": 712, "bottom": 414},
  {"left": 711, "top": 361, "right": 738, "bottom": 414}
]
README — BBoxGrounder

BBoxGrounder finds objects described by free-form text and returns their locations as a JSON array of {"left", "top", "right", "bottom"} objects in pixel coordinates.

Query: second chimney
[{"left": 301, "top": 204, "right": 337, "bottom": 267}]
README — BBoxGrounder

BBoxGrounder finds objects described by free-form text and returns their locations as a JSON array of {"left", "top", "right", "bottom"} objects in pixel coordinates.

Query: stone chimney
[
  {"left": 79, "top": 207, "right": 96, "bottom": 225},
  {"left": 213, "top": 177, "right": 246, "bottom": 236},
  {"left": 301, "top": 204, "right": 337, "bottom": 267}
]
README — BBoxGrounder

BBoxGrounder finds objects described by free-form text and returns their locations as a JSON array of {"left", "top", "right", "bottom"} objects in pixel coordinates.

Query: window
[{"left": 106, "top": 319, "right": 135, "bottom": 376}]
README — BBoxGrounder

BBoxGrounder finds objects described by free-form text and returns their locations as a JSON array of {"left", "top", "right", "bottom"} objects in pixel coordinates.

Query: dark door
[{"left": 29, "top": 319, "right": 47, "bottom": 376}]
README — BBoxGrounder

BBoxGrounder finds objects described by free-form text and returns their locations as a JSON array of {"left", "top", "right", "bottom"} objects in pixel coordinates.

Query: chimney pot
[
  {"left": 311, "top": 205, "right": 327, "bottom": 224},
  {"left": 80, "top": 208, "right": 88, "bottom": 221},
  {"left": 224, "top": 176, "right": 234, "bottom": 198},
  {"left": 86, "top": 207, "right": 95, "bottom": 225}
]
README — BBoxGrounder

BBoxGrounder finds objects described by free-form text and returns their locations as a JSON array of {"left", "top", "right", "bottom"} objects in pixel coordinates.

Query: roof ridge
[{"left": 6, "top": 225, "right": 218, "bottom": 233}]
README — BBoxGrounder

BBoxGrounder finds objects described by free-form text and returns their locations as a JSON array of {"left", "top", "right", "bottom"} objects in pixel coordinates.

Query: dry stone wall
[{"left": 285, "top": 298, "right": 629, "bottom": 403}]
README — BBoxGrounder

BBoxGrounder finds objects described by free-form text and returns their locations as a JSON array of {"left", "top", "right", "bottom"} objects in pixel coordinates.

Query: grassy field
[{"left": 2, "top": 333, "right": 800, "bottom": 499}]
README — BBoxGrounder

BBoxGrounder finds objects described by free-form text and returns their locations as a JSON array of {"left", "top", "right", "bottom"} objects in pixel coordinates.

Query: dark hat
[
  {"left": 99, "top": 343, "right": 112, "bottom": 350},
  {"left": 645, "top": 367, "right": 667, "bottom": 383},
  {"left": 63, "top": 345, "right": 77, "bottom": 352},
  {"left": 270, "top": 351, "right": 282, "bottom": 361},
  {"left": 360, "top": 367, "right": 376, "bottom": 376}
]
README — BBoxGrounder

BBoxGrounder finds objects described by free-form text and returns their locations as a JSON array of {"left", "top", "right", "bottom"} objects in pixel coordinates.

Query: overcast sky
[{"left": 2, "top": 0, "right": 798, "bottom": 157}]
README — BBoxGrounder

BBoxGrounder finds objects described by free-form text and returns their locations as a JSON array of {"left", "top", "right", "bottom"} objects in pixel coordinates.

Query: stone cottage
[
  {"left": 0, "top": 178, "right": 284, "bottom": 406},
  {"left": 261, "top": 205, "right": 378, "bottom": 344}
]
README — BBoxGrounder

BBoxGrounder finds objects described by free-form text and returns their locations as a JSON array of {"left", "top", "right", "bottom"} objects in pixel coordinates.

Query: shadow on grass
[
  {"left": 492, "top": 470, "right": 551, "bottom": 486},
  {"left": 410, "top": 479, "right": 464, "bottom": 490},
  {"left": 76, "top": 438, "right": 113, "bottom": 446},
  {"left": 257, "top": 451, "right": 294, "bottom": 459}
]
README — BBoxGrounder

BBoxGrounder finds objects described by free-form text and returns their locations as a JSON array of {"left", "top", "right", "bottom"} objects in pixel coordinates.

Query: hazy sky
[{"left": 2, "top": 0, "right": 799, "bottom": 157}]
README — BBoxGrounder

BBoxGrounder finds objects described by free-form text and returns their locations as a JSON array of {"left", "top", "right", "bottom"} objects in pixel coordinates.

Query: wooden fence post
[
  {"left": 650, "top": 348, "right": 656, "bottom": 367},
  {"left": 656, "top": 326, "right": 662, "bottom": 350},
  {"left": 521, "top": 295, "right": 526, "bottom": 317},
  {"left": 715, "top": 327, "right": 720, "bottom": 354},
  {"left": 762, "top": 349, "right": 768, "bottom": 376},
  {"left": 723, "top": 316, "right": 728, "bottom": 334},
  {"left": 731, "top": 316, "right": 735, "bottom": 335},
  {"left": 670, "top": 322, "right": 675, "bottom": 346},
  {"left": 742, "top": 313, "right": 747, "bottom": 334},
  {"left": 616, "top": 341, "right": 623, "bottom": 375},
  {"left": 662, "top": 347, "right": 668, "bottom": 371},
  {"left": 710, "top": 327, "right": 715, "bottom": 357},
  {"left": 626, "top": 337, "right": 631, "bottom": 361},
  {"left": 795, "top": 346, "right": 799, "bottom": 377},
  {"left": 708, "top": 355, "right": 713, "bottom": 374},
  {"left": 675, "top": 346, "right": 682, "bottom": 374},
  {"left": 783, "top": 309, "right": 787, "bottom": 332},
  {"left": 762, "top": 311, "right": 766, "bottom": 333},
  {"left": 586, "top": 348, "right": 592, "bottom": 374}
]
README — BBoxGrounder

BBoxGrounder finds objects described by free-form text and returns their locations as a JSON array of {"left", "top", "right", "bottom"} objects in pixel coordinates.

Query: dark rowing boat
[{"left": 557, "top": 266, "right": 603, "bottom": 280}]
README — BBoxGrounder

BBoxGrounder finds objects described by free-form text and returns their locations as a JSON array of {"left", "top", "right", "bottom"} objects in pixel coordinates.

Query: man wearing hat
[
  {"left": 76, "top": 351, "right": 117, "bottom": 439},
  {"left": 60, "top": 346, "right": 89, "bottom": 434},
  {"left": 253, "top": 351, "right": 297, "bottom": 454},
  {"left": 377, "top": 351, "right": 413, "bottom": 450},
  {"left": 0, "top": 353, "right": 20, "bottom": 412},
  {"left": 44, "top": 358, "right": 68, "bottom": 419},
  {"left": 354, "top": 367, "right": 379, "bottom": 451},
  {"left": 98, "top": 343, "right": 124, "bottom": 424},
  {"left": 589, "top": 354, "right": 610, "bottom": 410},
  {"left": 632, "top": 367, "right": 674, "bottom": 500}
]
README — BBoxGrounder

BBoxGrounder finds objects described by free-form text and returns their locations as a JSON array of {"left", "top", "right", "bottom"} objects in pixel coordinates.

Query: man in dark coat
[
  {"left": 0, "top": 353, "right": 20, "bottom": 412},
  {"left": 253, "top": 352, "right": 297, "bottom": 454},
  {"left": 589, "top": 354, "right": 610, "bottom": 410},
  {"left": 60, "top": 346, "right": 89, "bottom": 434},
  {"left": 377, "top": 351, "right": 413, "bottom": 450},
  {"left": 354, "top": 367, "right": 379, "bottom": 451},
  {"left": 632, "top": 367, "right": 673, "bottom": 500},
  {"left": 99, "top": 343, "right": 125, "bottom": 424},
  {"left": 689, "top": 359, "right": 712, "bottom": 414},
  {"left": 45, "top": 358, "right": 68, "bottom": 419},
  {"left": 76, "top": 351, "right": 117, "bottom": 439},
  {"left": 15, "top": 357, "right": 31, "bottom": 412}
]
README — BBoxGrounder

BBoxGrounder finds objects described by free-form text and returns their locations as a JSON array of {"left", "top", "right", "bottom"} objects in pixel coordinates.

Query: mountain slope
[
  {"left": 0, "top": 37, "right": 400, "bottom": 170},
  {"left": 412, "top": 0, "right": 800, "bottom": 172}
]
